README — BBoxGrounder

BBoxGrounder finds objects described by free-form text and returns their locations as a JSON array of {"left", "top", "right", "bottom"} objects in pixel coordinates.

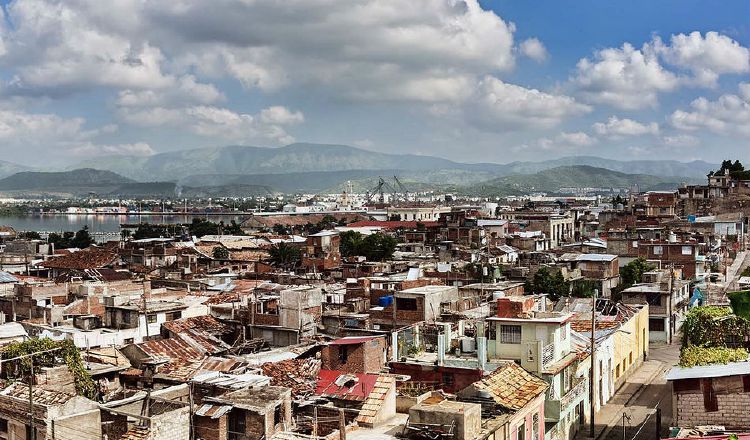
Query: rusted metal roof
[
  {"left": 260, "top": 359, "right": 320, "bottom": 397},
  {"left": 120, "top": 426, "right": 150, "bottom": 440},
  {"left": 162, "top": 315, "right": 230, "bottom": 337}
]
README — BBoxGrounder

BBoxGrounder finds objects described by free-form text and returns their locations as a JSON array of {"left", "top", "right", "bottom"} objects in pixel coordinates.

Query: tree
[
  {"left": 269, "top": 242, "right": 301, "bottom": 269},
  {"left": 340, "top": 230, "right": 365, "bottom": 258},
  {"left": 18, "top": 231, "right": 41, "bottom": 240},
  {"left": 339, "top": 231, "right": 397, "bottom": 261},
  {"left": 71, "top": 226, "right": 95, "bottom": 249},
  {"left": 620, "top": 257, "right": 655, "bottom": 286},
  {"left": 212, "top": 246, "right": 229, "bottom": 260},
  {"left": 526, "top": 267, "right": 570, "bottom": 301},
  {"left": 361, "top": 233, "right": 398, "bottom": 261},
  {"left": 715, "top": 160, "right": 750, "bottom": 180}
]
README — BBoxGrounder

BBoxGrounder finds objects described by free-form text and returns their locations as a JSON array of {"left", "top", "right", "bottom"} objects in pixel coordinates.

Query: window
[
  {"left": 517, "top": 423, "right": 526, "bottom": 440},
  {"left": 396, "top": 297, "right": 418, "bottom": 311},
  {"left": 338, "top": 346, "right": 349, "bottom": 364},
  {"left": 743, "top": 375, "right": 750, "bottom": 392},
  {"left": 122, "top": 311, "right": 131, "bottom": 324},
  {"left": 0, "top": 418, "right": 7, "bottom": 433},
  {"left": 682, "top": 246, "right": 693, "bottom": 256},
  {"left": 702, "top": 379, "right": 718, "bottom": 412},
  {"left": 123, "top": 338, "right": 134, "bottom": 345},
  {"left": 146, "top": 315, "right": 157, "bottom": 324},
  {"left": 165, "top": 311, "right": 182, "bottom": 321},
  {"left": 274, "top": 404, "right": 283, "bottom": 427},
  {"left": 442, "top": 373, "right": 454, "bottom": 388},
  {"left": 653, "top": 246, "right": 663, "bottom": 255},
  {"left": 674, "top": 378, "right": 701, "bottom": 393},
  {"left": 629, "top": 352, "right": 633, "bottom": 365},
  {"left": 532, "top": 413, "right": 539, "bottom": 440},
  {"left": 500, "top": 325, "right": 522, "bottom": 344},
  {"left": 649, "top": 318, "right": 665, "bottom": 332},
  {"left": 615, "top": 364, "right": 620, "bottom": 378},
  {"left": 646, "top": 293, "right": 662, "bottom": 306}
]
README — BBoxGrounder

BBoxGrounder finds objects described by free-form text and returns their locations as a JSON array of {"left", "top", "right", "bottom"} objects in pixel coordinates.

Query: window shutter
[{"left": 702, "top": 379, "right": 718, "bottom": 412}]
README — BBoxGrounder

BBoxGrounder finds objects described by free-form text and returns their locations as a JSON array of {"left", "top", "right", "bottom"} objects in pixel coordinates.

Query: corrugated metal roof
[
  {"left": 0, "top": 272, "right": 19, "bottom": 283},
  {"left": 195, "top": 403, "right": 233, "bottom": 419},
  {"left": 665, "top": 361, "right": 750, "bottom": 381},
  {"left": 192, "top": 371, "right": 270, "bottom": 389}
]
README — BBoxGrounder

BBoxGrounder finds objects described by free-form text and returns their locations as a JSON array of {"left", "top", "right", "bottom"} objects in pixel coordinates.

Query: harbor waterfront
[{"left": 0, "top": 213, "right": 248, "bottom": 234}]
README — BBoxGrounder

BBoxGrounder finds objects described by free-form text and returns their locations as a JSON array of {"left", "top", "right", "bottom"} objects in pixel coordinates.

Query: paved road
[{"left": 579, "top": 341, "right": 680, "bottom": 440}]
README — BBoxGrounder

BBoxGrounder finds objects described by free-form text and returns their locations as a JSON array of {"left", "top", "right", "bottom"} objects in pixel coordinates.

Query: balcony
[
  {"left": 542, "top": 343, "right": 555, "bottom": 367},
  {"left": 545, "top": 379, "right": 587, "bottom": 422}
]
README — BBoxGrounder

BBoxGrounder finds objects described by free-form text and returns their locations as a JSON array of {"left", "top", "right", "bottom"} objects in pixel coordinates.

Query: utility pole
[
  {"left": 29, "top": 355, "right": 35, "bottom": 440},
  {"left": 655, "top": 408, "right": 662, "bottom": 440},
  {"left": 589, "top": 288, "right": 598, "bottom": 439}
]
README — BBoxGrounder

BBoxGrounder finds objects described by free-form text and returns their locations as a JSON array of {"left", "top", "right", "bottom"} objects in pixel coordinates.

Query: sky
[{"left": 0, "top": 0, "right": 748, "bottom": 166}]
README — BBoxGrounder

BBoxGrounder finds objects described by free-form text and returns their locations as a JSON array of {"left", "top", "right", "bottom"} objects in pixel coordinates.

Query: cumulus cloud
[
  {"left": 0, "top": 108, "right": 135, "bottom": 159},
  {"left": 571, "top": 31, "right": 750, "bottom": 109},
  {"left": 514, "top": 131, "right": 596, "bottom": 153},
  {"left": 117, "top": 104, "right": 304, "bottom": 145},
  {"left": 519, "top": 38, "right": 548, "bottom": 63},
  {"left": 670, "top": 83, "right": 750, "bottom": 137},
  {"left": 465, "top": 77, "right": 591, "bottom": 131},
  {"left": 653, "top": 31, "right": 750, "bottom": 87},
  {"left": 592, "top": 116, "right": 659, "bottom": 138},
  {"left": 571, "top": 42, "right": 679, "bottom": 109}
]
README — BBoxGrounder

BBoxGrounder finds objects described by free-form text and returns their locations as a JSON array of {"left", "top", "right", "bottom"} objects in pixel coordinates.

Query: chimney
[{"left": 477, "top": 336, "right": 487, "bottom": 371}]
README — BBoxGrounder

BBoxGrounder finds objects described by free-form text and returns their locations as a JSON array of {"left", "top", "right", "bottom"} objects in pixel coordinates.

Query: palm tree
[{"left": 269, "top": 242, "right": 301, "bottom": 270}]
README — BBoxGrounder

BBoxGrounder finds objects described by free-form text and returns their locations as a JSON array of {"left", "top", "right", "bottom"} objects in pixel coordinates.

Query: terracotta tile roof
[
  {"left": 355, "top": 375, "right": 395, "bottom": 427},
  {"left": 228, "top": 250, "right": 270, "bottom": 261},
  {"left": 63, "top": 297, "right": 106, "bottom": 317},
  {"left": 261, "top": 359, "right": 321, "bottom": 398},
  {"left": 40, "top": 247, "right": 118, "bottom": 270},
  {"left": 120, "top": 426, "right": 150, "bottom": 440},
  {"left": 570, "top": 319, "right": 621, "bottom": 333},
  {"left": 0, "top": 382, "right": 75, "bottom": 406},
  {"left": 471, "top": 362, "right": 548, "bottom": 411}
]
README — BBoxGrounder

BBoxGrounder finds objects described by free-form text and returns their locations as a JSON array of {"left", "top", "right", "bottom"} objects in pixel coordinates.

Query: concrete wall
[{"left": 409, "top": 401, "right": 481, "bottom": 440}]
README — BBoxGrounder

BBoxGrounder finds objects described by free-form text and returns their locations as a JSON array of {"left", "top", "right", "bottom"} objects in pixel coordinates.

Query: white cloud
[
  {"left": 571, "top": 32, "right": 750, "bottom": 109},
  {"left": 519, "top": 38, "right": 548, "bottom": 63},
  {"left": 0, "top": 108, "right": 140, "bottom": 159},
  {"left": 118, "top": 104, "right": 304, "bottom": 145},
  {"left": 592, "top": 116, "right": 659, "bottom": 138},
  {"left": 653, "top": 31, "right": 750, "bottom": 87},
  {"left": 571, "top": 42, "right": 679, "bottom": 110},
  {"left": 70, "top": 142, "right": 155, "bottom": 157},
  {"left": 465, "top": 76, "right": 590, "bottom": 131},
  {"left": 670, "top": 85, "right": 750, "bottom": 137},
  {"left": 515, "top": 131, "right": 596, "bottom": 153},
  {"left": 662, "top": 134, "right": 700, "bottom": 147}
]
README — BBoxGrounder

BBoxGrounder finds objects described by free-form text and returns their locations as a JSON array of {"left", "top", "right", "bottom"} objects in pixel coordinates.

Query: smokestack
[{"left": 477, "top": 337, "right": 487, "bottom": 371}]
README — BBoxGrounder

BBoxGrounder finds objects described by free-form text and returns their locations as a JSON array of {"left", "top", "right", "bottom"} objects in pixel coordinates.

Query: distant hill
[
  {"left": 0, "top": 160, "right": 33, "bottom": 179},
  {"left": 0, "top": 168, "right": 134, "bottom": 191},
  {"left": 464, "top": 165, "right": 698, "bottom": 197},
  {"left": 69, "top": 143, "right": 717, "bottom": 182}
]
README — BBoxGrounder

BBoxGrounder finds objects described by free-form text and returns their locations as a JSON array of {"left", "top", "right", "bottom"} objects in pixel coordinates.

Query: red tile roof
[
  {"left": 40, "top": 247, "right": 118, "bottom": 270},
  {"left": 347, "top": 221, "right": 440, "bottom": 229}
]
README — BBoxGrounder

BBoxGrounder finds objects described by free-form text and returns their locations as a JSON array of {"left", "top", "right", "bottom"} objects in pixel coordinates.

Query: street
[{"left": 578, "top": 341, "right": 681, "bottom": 440}]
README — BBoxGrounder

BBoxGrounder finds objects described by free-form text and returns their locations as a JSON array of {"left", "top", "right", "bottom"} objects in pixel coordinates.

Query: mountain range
[{"left": 0, "top": 143, "right": 719, "bottom": 196}]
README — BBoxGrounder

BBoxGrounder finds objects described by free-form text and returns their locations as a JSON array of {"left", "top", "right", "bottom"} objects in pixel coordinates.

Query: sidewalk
[{"left": 584, "top": 359, "right": 666, "bottom": 440}]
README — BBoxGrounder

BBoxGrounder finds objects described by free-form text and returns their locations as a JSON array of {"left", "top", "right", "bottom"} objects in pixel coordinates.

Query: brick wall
[
  {"left": 194, "top": 415, "right": 227, "bottom": 440},
  {"left": 321, "top": 338, "right": 386, "bottom": 373},
  {"left": 675, "top": 383, "right": 750, "bottom": 428}
]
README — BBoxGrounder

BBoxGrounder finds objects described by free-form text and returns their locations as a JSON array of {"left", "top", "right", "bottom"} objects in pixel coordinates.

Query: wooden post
[{"left": 339, "top": 408, "right": 346, "bottom": 440}]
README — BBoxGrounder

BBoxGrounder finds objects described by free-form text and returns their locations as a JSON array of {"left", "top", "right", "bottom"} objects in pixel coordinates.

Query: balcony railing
[
  {"left": 560, "top": 379, "right": 587, "bottom": 410},
  {"left": 542, "top": 343, "right": 555, "bottom": 367}
]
